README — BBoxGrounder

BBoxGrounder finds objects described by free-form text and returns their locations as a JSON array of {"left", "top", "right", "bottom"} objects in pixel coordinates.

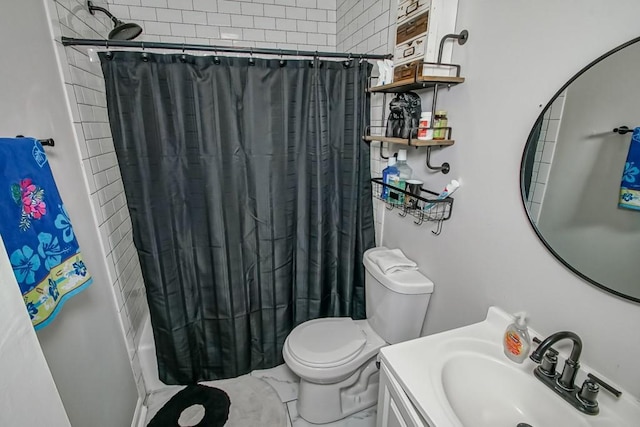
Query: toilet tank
[{"left": 363, "top": 247, "right": 434, "bottom": 344}]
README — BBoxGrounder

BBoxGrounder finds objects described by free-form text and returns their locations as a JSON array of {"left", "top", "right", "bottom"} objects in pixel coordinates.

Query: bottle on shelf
[
  {"left": 388, "top": 149, "right": 413, "bottom": 205},
  {"left": 417, "top": 111, "right": 433, "bottom": 140},
  {"left": 381, "top": 157, "right": 399, "bottom": 200},
  {"left": 433, "top": 110, "right": 448, "bottom": 140}
]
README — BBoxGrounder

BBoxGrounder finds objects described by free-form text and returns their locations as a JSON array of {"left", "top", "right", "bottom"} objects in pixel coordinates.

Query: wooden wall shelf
[
  {"left": 364, "top": 135, "right": 455, "bottom": 147},
  {"left": 368, "top": 75, "right": 465, "bottom": 93}
]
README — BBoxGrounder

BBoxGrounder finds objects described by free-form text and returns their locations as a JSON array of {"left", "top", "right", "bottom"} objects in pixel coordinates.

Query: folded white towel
[{"left": 369, "top": 248, "right": 418, "bottom": 275}]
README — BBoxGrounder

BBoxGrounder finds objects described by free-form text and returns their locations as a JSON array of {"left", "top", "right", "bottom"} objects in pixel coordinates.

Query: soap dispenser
[{"left": 503, "top": 312, "right": 531, "bottom": 364}]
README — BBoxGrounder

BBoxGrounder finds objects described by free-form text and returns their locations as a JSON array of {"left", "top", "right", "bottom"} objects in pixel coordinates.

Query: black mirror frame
[{"left": 520, "top": 35, "right": 640, "bottom": 305}]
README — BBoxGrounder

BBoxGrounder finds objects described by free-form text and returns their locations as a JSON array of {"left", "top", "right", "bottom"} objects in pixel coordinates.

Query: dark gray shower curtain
[{"left": 100, "top": 51, "right": 375, "bottom": 384}]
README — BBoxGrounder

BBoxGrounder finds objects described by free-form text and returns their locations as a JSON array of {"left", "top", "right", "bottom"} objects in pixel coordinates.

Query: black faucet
[
  {"left": 529, "top": 331, "right": 599, "bottom": 415},
  {"left": 530, "top": 331, "right": 582, "bottom": 389}
]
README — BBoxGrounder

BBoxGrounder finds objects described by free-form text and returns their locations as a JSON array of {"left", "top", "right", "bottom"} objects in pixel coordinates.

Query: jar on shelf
[
  {"left": 417, "top": 111, "right": 433, "bottom": 140},
  {"left": 433, "top": 110, "right": 448, "bottom": 140}
]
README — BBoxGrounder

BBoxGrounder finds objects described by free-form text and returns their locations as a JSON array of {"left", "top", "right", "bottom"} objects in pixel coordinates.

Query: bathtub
[{"left": 138, "top": 315, "right": 167, "bottom": 392}]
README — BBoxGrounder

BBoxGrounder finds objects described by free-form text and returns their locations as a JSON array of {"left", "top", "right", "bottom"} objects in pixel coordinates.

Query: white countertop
[{"left": 379, "top": 306, "right": 640, "bottom": 427}]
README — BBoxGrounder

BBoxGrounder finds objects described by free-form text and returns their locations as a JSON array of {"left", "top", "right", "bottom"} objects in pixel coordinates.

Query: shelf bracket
[
  {"left": 379, "top": 141, "right": 390, "bottom": 160},
  {"left": 425, "top": 146, "right": 450, "bottom": 174}
]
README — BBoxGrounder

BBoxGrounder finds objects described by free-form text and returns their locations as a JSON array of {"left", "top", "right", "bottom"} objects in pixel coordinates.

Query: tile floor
[{"left": 145, "top": 364, "right": 377, "bottom": 427}]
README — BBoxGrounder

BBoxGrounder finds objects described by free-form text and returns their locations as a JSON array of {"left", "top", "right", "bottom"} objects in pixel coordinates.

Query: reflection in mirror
[{"left": 521, "top": 36, "right": 640, "bottom": 303}]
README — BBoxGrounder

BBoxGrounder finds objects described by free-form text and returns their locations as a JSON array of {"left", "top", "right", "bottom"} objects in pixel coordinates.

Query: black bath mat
[{"left": 147, "top": 384, "right": 230, "bottom": 427}]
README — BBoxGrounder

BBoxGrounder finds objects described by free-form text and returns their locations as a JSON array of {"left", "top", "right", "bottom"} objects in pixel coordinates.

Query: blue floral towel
[
  {"left": 0, "top": 137, "right": 92, "bottom": 329},
  {"left": 620, "top": 128, "right": 640, "bottom": 211}
]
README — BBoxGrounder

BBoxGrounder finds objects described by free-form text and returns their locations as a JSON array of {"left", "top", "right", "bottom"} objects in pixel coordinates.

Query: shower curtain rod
[{"left": 60, "top": 36, "right": 393, "bottom": 60}]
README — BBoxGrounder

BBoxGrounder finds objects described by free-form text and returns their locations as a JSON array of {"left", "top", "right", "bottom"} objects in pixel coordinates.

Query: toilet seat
[{"left": 287, "top": 318, "right": 367, "bottom": 368}]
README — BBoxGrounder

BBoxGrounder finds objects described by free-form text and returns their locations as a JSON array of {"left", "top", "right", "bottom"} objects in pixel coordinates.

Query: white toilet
[{"left": 282, "top": 247, "right": 434, "bottom": 424}]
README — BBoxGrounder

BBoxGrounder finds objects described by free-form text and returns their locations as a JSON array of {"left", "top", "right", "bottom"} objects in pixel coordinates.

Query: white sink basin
[
  {"left": 379, "top": 307, "right": 640, "bottom": 427},
  {"left": 441, "top": 342, "right": 589, "bottom": 427}
]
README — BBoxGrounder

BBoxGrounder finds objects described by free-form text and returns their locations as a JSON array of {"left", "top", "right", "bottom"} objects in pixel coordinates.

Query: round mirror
[{"left": 521, "top": 35, "right": 640, "bottom": 303}]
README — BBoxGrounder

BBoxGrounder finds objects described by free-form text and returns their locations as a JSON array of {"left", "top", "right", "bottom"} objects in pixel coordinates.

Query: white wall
[
  {"left": 50, "top": 0, "right": 149, "bottom": 400},
  {"left": 107, "top": 0, "right": 337, "bottom": 51},
  {"left": 538, "top": 43, "right": 640, "bottom": 299},
  {"left": 0, "top": 237, "right": 70, "bottom": 427},
  {"left": 381, "top": 0, "right": 640, "bottom": 397},
  {"left": 0, "top": 1, "right": 138, "bottom": 426}
]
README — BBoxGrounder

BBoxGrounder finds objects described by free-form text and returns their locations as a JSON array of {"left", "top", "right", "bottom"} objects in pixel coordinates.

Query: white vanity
[
  {"left": 376, "top": 307, "right": 640, "bottom": 427},
  {"left": 377, "top": 359, "right": 430, "bottom": 426}
]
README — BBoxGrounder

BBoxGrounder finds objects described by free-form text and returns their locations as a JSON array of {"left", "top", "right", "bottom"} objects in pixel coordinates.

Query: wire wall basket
[{"left": 371, "top": 177, "right": 453, "bottom": 233}]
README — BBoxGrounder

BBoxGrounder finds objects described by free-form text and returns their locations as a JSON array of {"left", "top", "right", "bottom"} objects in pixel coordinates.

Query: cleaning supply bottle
[
  {"left": 503, "top": 312, "right": 531, "bottom": 363},
  {"left": 417, "top": 111, "right": 433, "bottom": 140},
  {"left": 433, "top": 110, "right": 448, "bottom": 140},
  {"left": 388, "top": 149, "right": 413, "bottom": 205},
  {"left": 381, "top": 157, "right": 398, "bottom": 200}
]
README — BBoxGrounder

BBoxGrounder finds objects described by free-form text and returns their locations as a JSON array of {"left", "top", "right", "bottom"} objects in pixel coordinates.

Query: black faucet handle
[
  {"left": 578, "top": 379, "right": 600, "bottom": 407},
  {"left": 539, "top": 351, "right": 557, "bottom": 377},
  {"left": 587, "top": 373, "right": 622, "bottom": 398}
]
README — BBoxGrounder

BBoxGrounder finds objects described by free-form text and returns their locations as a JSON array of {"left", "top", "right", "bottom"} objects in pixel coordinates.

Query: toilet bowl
[{"left": 283, "top": 247, "right": 434, "bottom": 424}]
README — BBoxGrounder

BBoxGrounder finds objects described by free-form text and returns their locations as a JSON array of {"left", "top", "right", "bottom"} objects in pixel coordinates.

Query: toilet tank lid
[{"left": 363, "top": 247, "right": 434, "bottom": 295}]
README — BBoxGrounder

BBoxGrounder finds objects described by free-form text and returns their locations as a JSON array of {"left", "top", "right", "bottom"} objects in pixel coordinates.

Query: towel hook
[
  {"left": 613, "top": 126, "right": 634, "bottom": 135},
  {"left": 432, "top": 219, "right": 444, "bottom": 236},
  {"left": 16, "top": 135, "right": 55, "bottom": 147}
]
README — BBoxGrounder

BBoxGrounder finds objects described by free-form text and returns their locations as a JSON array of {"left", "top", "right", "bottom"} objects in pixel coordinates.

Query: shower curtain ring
[
  {"left": 140, "top": 42, "right": 150, "bottom": 61},
  {"left": 279, "top": 49, "right": 286, "bottom": 67},
  {"left": 248, "top": 48, "right": 255, "bottom": 66},
  {"left": 344, "top": 53, "right": 352, "bottom": 68},
  {"left": 105, "top": 40, "right": 113, "bottom": 60},
  {"left": 179, "top": 43, "right": 187, "bottom": 62}
]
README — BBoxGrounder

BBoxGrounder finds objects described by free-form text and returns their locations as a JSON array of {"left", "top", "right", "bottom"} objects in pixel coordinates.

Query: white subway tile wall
[
  {"left": 337, "top": 0, "right": 395, "bottom": 242},
  {"left": 526, "top": 93, "right": 566, "bottom": 222},
  {"left": 50, "top": 0, "right": 148, "bottom": 400},
  {"left": 107, "top": 0, "right": 338, "bottom": 51}
]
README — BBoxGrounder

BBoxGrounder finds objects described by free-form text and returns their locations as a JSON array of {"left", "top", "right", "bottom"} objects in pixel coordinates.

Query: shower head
[
  {"left": 109, "top": 21, "right": 143, "bottom": 41},
  {"left": 87, "top": 1, "right": 143, "bottom": 41}
]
